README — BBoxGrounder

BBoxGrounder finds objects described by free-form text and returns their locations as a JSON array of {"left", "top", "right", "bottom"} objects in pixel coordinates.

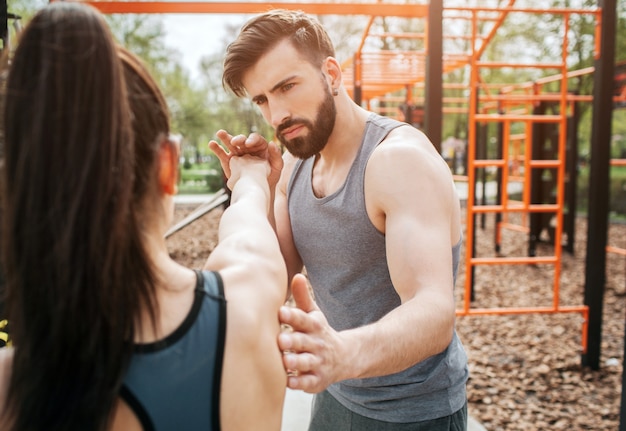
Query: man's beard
[{"left": 276, "top": 87, "right": 336, "bottom": 159}]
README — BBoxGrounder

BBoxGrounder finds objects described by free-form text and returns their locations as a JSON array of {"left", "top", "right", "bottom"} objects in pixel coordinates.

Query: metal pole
[
  {"left": 424, "top": 0, "right": 443, "bottom": 151},
  {"left": 582, "top": 0, "right": 616, "bottom": 370}
]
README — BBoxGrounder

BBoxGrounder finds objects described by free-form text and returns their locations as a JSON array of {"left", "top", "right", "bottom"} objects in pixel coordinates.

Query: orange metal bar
[
  {"left": 528, "top": 160, "right": 561, "bottom": 168},
  {"left": 499, "top": 222, "right": 529, "bottom": 233},
  {"left": 473, "top": 160, "right": 506, "bottom": 168},
  {"left": 501, "top": 120, "right": 511, "bottom": 211},
  {"left": 521, "top": 121, "right": 532, "bottom": 229},
  {"left": 551, "top": 12, "right": 570, "bottom": 310},
  {"left": 472, "top": 0, "right": 516, "bottom": 60},
  {"left": 478, "top": 94, "right": 592, "bottom": 102},
  {"left": 476, "top": 62, "right": 563, "bottom": 69},
  {"left": 449, "top": 6, "right": 599, "bottom": 15},
  {"left": 594, "top": 10, "right": 602, "bottom": 60},
  {"left": 458, "top": 305, "right": 588, "bottom": 316},
  {"left": 83, "top": 1, "right": 428, "bottom": 16},
  {"left": 606, "top": 246, "right": 626, "bottom": 256},
  {"left": 610, "top": 159, "right": 626, "bottom": 166},
  {"left": 474, "top": 114, "right": 562, "bottom": 122},
  {"left": 471, "top": 255, "right": 558, "bottom": 265},
  {"left": 356, "top": 16, "right": 376, "bottom": 55},
  {"left": 463, "top": 9, "right": 479, "bottom": 315},
  {"left": 472, "top": 204, "right": 560, "bottom": 213}
]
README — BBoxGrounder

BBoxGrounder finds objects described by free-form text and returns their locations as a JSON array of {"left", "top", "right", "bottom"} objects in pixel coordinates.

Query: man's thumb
[{"left": 291, "top": 273, "right": 315, "bottom": 313}]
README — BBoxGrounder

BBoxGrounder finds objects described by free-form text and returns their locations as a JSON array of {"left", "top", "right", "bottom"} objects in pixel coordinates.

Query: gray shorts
[{"left": 309, "top": 390, "right": 467, "bottom": 431}]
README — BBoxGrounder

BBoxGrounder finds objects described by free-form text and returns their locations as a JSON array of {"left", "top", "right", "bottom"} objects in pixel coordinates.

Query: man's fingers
[
  {"left": 245, "top": 133, "right": 267, "bottom": 151},
  {"left": 286, "top": 373, "right": 323, "bottom": 393},
  {"left": 215, "top": 129, "right": 233, "bottom": 145},
  {"left": 278, "top": 305, "right": 322, "bottom": 334},
  {"left": 282, "top": 352, "right": 324, "bottom": 393},
  {"left": 282, "top": 351, "right": 319, "bottom": 373},
  {"left": 291, "top": 274, "right": 316, "bottom": 313},
  {"left": 208, "top": 140, "right": 232, "bottom": 177},
  {"left": 277, "top": 326, "right": 320, "bottom": 353},
  {"left": 228, "top": 134, "right": 247, "bottom": 155},
  {"left": 208, "top": 140, "right": 226, "bottom": 157}
]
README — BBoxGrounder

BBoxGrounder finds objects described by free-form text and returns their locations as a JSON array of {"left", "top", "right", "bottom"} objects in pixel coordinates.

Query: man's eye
[{"left": 282, "top": 83, "right": 295, "bottom": 92}]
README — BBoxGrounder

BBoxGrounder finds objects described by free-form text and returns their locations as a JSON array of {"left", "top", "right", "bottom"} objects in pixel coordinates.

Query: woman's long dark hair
[
  {"left": 1, "top": 3, "right": 158, "bottom": 430},
  {"left": 118, "top": 46, "right": 171, "bottom": 204}
]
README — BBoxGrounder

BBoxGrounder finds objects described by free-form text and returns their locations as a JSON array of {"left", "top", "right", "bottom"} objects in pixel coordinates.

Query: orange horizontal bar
[
  {"left": 610, "top": 159, "right": 626, "bottom": 166},
  {"left": 480, "top": 93, "right": 591, "bottom": 103},
  {"left": 499, "top": 222, "right": 529, "bottom": 233},
  {"left": 533, "top": 66, "right": 595, "bottom": 85},
  {"left": 456, "top": 305, "right": 588, "bottom": 317},
  {"left": 476, "top": 62, "right": 563, "bottom": 69},
  {"left": 448, "top": 6, "right": 599, "bottom": 15},
  {"left": 474, "top": 159, "right": 506, "bottom": 168},
  {"left": 471, "top": 204, "right": 560, "bottom": 213},
  {"left": 607, "top": 246, "right": 626, "bottom": 256},
  {"left": 470, "top": 256, "right": 557, "bottom": 265},
  {"left": 475, "top": 114, "right": 562, "bottom": 122},
  {"left": 497, "top": 67, "right": 595, "bottom": 94},
  {"left": 529, "top": 160, "right": 561, "bottom": 168},
  {"left": 83, "top": 1, "right": 428, "bottom": 16}
]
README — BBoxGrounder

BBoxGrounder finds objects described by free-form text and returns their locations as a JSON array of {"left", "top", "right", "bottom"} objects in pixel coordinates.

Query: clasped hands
[
  {"left": 209, "top": 131, "right": 346, "bottom": 393},
  {"left": 208, "top": 130, "right": 282, "bottom": 190}
]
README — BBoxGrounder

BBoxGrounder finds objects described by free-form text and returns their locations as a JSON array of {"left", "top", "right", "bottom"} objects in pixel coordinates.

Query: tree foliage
[{"left": 106, "top": 14, "right": 216, "bottom": 164}]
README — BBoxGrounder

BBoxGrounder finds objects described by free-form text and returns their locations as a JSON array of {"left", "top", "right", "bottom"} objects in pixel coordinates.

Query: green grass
[{"left": 178, "top": 165, "right": 223, "bottom": 194}]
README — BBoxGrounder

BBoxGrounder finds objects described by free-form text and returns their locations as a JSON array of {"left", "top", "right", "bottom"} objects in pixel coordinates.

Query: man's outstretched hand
[{"left": 278, "top": 274, "right": 348, "bottom": 393}]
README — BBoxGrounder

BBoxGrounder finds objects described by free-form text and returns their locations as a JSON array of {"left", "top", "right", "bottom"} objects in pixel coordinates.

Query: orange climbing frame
[{"left": 456, "top": 5, "right": 602, "bottom": 354}]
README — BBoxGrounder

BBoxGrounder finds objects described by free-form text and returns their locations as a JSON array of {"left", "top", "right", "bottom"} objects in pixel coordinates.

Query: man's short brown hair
[{"left": 223, "top": 9, "right": 336, "bottom": 97}]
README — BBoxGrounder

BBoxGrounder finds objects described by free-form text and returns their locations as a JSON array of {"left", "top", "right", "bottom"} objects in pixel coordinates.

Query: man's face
[
  {"left": 274, "top": 81, "right": 336, "bottom": 159},
  {"left": 242, "top": 39, "right": 337, "bottom": 159}
]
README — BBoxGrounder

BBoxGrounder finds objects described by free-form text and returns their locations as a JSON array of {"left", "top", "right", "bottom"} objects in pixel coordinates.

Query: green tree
[
  {"left": 107, "top": 14, "right": 215, "bottom": 167},
  {"left": 4, "top": 0, "right": 45, "bottom": 50},
  {"left": 197, "top": 24, "right": 274, "bottom": 144}
]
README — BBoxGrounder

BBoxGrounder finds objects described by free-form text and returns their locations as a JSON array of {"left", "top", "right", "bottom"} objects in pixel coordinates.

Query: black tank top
[{"left": 121, "top": 270, "right": 226, "bottom": 431}]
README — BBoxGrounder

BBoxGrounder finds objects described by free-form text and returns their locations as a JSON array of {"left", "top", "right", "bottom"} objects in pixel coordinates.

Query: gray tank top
[{"left": 287, "top": 113, "right": 468, "bottom": 422}]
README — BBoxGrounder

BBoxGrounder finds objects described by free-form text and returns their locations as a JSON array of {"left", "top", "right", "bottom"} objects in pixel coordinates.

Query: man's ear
[
  {"left": 324, "top": 56, "right": 342, "bottom": 90},
  {"left": 158, "top": 139, "right": 179, "bottom": 196}
]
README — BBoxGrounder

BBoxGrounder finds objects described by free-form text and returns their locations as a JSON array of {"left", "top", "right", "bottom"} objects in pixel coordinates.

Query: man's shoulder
[
  {"left": 368, "top": 126, "right": 453, "bottom": 188},
  {"left": 373, "top": 126, "right": 440, "bottom": 164}
]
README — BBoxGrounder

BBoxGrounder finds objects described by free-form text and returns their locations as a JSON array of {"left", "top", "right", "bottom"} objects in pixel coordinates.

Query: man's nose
[{"left": 269, "top": 101, "right": 290, "bottom": 130}]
